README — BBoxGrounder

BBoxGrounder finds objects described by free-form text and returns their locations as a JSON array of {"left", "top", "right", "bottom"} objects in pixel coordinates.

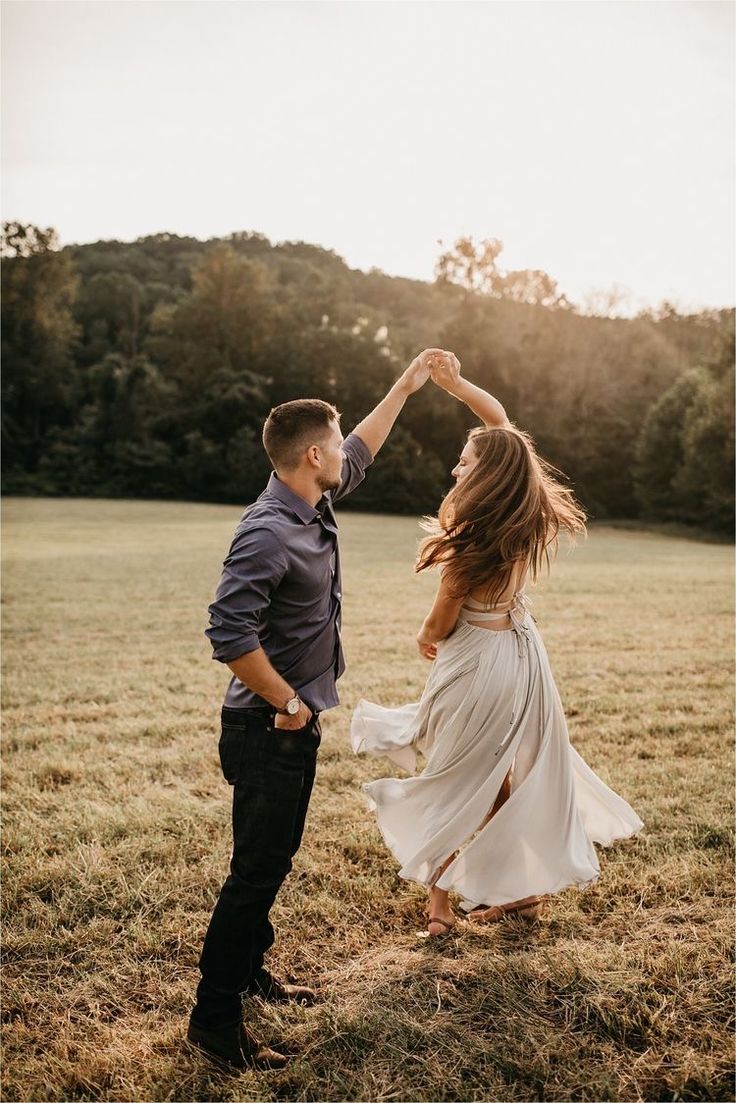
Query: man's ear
[{"left": 305, "top": 444, "right": 321, "bottom": 469}]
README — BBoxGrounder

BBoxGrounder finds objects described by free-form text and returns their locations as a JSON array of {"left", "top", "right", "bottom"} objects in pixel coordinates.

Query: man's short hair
[{"left": 262, "top": 399, "right": 341, "bottom": 471}]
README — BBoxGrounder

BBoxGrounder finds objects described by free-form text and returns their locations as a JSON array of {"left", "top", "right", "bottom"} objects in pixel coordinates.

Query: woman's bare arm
[
  {"left": 417, "top": 573, "right": 466, "bottom": 660},
  {"left": 430, "top": 352, "right": 510, "bottom": 429}
]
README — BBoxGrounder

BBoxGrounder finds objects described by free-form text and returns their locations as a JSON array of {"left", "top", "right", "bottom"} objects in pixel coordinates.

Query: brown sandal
[
  {"left": 468, "top": 896, "right": 542, "bottom": 924},
  {"left": 427, "top": 915, "right": 456, "bottom": 937}
]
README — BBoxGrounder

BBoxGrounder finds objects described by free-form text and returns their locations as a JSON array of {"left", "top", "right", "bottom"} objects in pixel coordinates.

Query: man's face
[{"left": 316, "top": 419, "right": 345, "bottom": 492}]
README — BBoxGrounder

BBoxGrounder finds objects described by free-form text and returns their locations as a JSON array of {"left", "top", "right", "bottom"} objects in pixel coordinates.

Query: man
[{"left": 187, "top": 348, "right": 445, "bottom": 1070}]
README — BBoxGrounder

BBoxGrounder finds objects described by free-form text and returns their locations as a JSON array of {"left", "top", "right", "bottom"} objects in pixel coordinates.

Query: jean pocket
[
  {"left": 273, "top": 720, "right": 310, "bottom": 736},
  {"left": 218, "top": 723, "right": 246, "bottom": 785},
  {"left": 273, "top": 716, "right": 321, "bottom": 754}
]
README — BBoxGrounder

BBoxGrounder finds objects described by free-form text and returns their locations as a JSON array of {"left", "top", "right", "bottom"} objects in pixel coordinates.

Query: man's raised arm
[{"left": 350, "top": 348, "right": 443, "bottom": 457}]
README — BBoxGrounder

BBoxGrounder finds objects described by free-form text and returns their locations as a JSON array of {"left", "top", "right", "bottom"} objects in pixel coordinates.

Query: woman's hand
[
  {"left": 429, "top": 351, "right": 462, "bottom": 394},
  {"left": 417, "top": 628, "right": 438, "bottom": 661}
]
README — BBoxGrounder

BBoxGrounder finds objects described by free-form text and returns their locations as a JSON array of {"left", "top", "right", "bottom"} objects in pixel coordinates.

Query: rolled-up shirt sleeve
[
  {"left": 332, "top": 431, "right": 374, "bottom": 504},
  {"left": 205, "top": 526, "right": 288, "bottom": 663}
]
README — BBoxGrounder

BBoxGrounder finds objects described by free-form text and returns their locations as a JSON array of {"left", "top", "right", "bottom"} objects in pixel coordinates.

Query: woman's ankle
[{"left": 428, "top": 888, "right": 452, "bottom": 916}]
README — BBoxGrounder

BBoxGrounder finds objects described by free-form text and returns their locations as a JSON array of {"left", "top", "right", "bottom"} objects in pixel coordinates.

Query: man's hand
[
  {"left": 429, "top": 351, "right": 462, "bottom": 394},
  {"left": 396, "top": 348, "right": 446, "bottom": 396},
  {"left": 274, "top": 700, "right": 313, "bottom": 730}
]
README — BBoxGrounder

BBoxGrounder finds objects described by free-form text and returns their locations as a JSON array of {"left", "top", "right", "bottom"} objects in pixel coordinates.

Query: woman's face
[{"left": 451, "top": 440, "right": 480, "bottom": 484}]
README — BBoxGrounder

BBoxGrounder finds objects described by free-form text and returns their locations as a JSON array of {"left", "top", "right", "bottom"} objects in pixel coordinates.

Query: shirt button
[{"left": 336, "top": 591, "right": 342, "bottom": 599}]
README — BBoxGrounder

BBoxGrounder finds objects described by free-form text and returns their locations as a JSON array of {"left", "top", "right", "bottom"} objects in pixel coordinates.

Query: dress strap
[
  {"left": 461, "top": 589, "right": 527, "bottom": 617},
  {"left": 463, "top": 594, "right": 518, "bottom": 610},
  {"left": 459, "top": 589, "right": 534, "bottom": 655},
  {"left": 460, "top": 606, "right": 516, "bottom": 622}
]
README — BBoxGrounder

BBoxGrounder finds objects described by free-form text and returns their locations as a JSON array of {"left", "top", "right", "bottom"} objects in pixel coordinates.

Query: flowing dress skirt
[{"left": 351, "top": 611, "right": 643, "bottom": 909}]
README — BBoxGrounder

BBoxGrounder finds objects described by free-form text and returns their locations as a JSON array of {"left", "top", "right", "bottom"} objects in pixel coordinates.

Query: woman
[{"left": 351, "top": 352, "right": 643, "bottom": 937}]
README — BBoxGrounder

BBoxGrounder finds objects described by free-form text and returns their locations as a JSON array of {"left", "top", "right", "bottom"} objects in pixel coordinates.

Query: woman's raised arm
[{"left": 429, "top": 352, "right": 510, "bottom": 429}]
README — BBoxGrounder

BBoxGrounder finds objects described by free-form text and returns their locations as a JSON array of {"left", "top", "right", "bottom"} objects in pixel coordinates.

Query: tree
[
  {"left": 493, "top": 268, "right": 572, "bottom": 309},
  {"left": 1, "top": 221, "right": 59, "bottom": 258},
  {"left": 36, "top": 354, "right": 176, "bottom": 497},
  {"left": 74, "top": 271, "right": 143, "bottom": 362},
  {"left": 435, "top": 236, "right": 570, "bottom": 308},
  {"left": 148, "top": 244, "right": 273, "bottom": 405},
  {"left": 1, "top": 223, "right": 731, "bottom": 525},
  {"left": 435, "top": 236, "right": 504, "bottom": 296},
  {"left": 354, "top": 425, "right": 447, "bottom": 514},
  {"left": 674, "top": 364, "right": 734, "bottom": 531},
  {"left": 634, "top": 330, "right": 735, "bottom": 533},
  {"left": 266, "top": 323, "right": 395, "bottom": 424},
  {"left": 1, "top": 222, "right": 79, "bottom": 477}
]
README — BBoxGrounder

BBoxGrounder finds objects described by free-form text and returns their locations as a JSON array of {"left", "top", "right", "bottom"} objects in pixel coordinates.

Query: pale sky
[{"left": 2, "top": 0, "right": 734, "bottom": 312}]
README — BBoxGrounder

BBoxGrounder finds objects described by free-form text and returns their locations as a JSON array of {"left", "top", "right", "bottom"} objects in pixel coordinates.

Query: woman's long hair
[{"left": 416, "top": 424, "right": 587, "bottom": 602}]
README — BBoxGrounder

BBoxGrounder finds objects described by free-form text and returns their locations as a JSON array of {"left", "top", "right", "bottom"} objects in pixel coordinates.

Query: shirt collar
[{"left": 266, "top": 472, "right": 321, "bottom": 525}]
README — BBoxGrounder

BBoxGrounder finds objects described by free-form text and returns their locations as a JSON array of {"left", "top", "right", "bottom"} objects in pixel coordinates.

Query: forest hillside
[{"left": 2, "top": 224, "right": 733, "bottom": 531}]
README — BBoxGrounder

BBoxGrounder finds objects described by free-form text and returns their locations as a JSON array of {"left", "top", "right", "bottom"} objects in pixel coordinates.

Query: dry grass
[{"left": 1, "top": 498, "right": 733, "bottom": 1103}]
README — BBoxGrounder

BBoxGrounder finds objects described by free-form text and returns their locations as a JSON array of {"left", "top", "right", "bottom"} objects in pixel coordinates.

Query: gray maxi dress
[{"left": 351, "top": 587, "right": 643, "bottom": 910}]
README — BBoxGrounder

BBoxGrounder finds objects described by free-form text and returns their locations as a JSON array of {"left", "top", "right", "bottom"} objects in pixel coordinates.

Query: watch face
[{"left": 287, "top": 698, "right": 300, "bottom": 715}]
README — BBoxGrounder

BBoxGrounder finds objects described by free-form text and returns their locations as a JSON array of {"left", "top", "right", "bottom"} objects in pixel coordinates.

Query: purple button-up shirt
[{"left": 206, "top": 432, "right": 373, "bottom": 711}]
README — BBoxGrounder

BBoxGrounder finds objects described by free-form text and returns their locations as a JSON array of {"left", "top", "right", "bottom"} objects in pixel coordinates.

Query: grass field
[{"left": 2, "top": 498, "right": 734, "bottom": 1103}]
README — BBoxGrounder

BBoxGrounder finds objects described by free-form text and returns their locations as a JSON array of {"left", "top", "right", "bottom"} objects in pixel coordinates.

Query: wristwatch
[{"left": 277, "top": 694, "right": 301, "bottom": 716}]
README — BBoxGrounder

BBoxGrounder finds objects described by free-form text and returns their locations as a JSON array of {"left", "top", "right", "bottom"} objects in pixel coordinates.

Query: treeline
[{"left": 1, "top": 223, "right": 733, "bottom": 532}]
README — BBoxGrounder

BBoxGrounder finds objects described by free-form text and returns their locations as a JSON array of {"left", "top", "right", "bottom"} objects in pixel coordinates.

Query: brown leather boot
[
  {"left": 248, "top": 968, "right": 317, "bottom": 1006},
  {"left": 186, "top": 1019, "right": 288, "bottom": 1070}
]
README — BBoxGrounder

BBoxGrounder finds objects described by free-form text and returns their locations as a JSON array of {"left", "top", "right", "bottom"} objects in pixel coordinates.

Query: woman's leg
[
  {"left": 484, "top": 766, "right": 512, "bottom": 824},
  {"left": 427, "top": 851, "right": 458, "bottom": 934},
  {"left": 426, "top": 767, "right": 514, "bottom": 935},
  {"left": 467, "top": 764, "right": 541, "bottom": 922}
]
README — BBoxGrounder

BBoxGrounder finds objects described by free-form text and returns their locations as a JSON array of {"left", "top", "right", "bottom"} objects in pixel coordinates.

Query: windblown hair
[
  {"left": 416, "top": 424, "right": 587, "bottom": 602},
  {"left": 262, "top": 399, "right": 340, "bottom": 471}
]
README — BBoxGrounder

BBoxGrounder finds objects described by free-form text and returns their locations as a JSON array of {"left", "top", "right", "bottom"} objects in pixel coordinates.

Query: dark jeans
[{"left": 191, "top": 705, "right": 321, "bottom": 1029}]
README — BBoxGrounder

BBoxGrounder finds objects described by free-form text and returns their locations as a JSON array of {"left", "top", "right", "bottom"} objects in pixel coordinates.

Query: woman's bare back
[{"left": 465, "top": 563, "right": 529, "bottom": 632}]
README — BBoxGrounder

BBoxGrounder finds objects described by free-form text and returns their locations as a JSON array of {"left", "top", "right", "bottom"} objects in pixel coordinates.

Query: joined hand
[
  {"left": 398, "top": 348, "right": 462, "bottom": 397},
  {"left": 398, "top": 348, "right": 447, "bottom": 395},
  {"left": 428, "top": 351, "right": 462, "bottom": 392}
]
